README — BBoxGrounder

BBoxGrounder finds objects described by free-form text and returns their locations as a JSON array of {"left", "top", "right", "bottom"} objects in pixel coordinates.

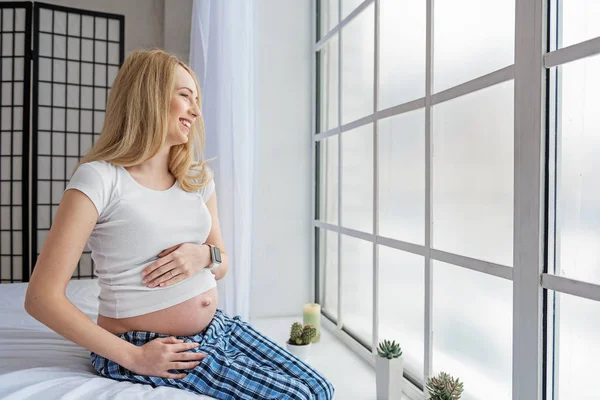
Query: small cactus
[
  {"left": 301, "top": 325, "right": 317, "bottom": 344},
  {"left": 377, "top": 339, "right": 403, "bottom": 359},
  {"left": 288, "top": 322, "right": 316, "bottom": 345},
  {"left": 289, "top": 322, "right": 303, "bottom": 343},
  {"left": 426, "top": 372, "right": 464, "bottom": 400}
]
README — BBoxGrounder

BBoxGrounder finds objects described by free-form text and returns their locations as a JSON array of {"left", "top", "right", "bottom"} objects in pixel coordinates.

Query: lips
[{"left": 179, "top": 118, "right": 192, "bottom": 128}]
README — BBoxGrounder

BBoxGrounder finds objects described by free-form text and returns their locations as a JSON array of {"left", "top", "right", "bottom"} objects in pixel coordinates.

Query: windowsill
[{"left": 250, "top": 316, "right": 416, "bottom": 400}]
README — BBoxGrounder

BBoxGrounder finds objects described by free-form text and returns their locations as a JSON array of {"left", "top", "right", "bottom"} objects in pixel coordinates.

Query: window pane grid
[
  {"left": 546, "top": 0, "right": 600, "bottom": 395},
  {"left": 316, "top": 1, "right": 600, "bottom": 399},
  {"left": 316, "top": 0, "right": 519, "bottom": 396}
]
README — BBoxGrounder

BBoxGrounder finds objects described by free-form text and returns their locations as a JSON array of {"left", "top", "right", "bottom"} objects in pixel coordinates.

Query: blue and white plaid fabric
[{"left": 91, "top": 309, "right": 334, "bottom": 399}]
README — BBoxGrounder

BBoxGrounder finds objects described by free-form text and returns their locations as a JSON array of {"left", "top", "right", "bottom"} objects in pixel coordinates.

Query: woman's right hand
[{"left": 126, "top": 336, "right": 207, "bottom": 379}]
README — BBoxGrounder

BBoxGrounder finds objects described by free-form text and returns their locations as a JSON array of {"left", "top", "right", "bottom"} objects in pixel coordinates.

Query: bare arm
[
  {"left": 204, "top": 190, "right": 229, "bottom": 280},
  {"left": 24, "top": 189, "right": 140, "bottom": 369}
]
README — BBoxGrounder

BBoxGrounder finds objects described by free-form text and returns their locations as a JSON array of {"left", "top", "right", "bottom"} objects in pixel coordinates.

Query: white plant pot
[
  {"left": 285, "top": 342, "right": 311, "bottom": 361},
  {"left": 376, "top": 356, "right": 404, "bottom": 400}
]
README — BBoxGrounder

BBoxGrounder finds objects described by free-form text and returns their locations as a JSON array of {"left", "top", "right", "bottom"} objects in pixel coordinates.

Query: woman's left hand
[{"left": 142, "top": 243, "right": 210, "bottom": 288}]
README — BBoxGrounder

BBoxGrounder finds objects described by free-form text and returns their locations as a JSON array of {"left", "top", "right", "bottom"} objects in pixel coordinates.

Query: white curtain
[{"left": 189, "top": 0, "right": 255, "bottom": 321}]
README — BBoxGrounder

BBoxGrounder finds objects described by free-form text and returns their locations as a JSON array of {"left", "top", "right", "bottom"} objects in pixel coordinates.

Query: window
[
  {"left": 545, "top": 1, "right": 600, "bottom": 399},
  {"left": 314, "top": 0, "right": 600, "bottom": 399}
]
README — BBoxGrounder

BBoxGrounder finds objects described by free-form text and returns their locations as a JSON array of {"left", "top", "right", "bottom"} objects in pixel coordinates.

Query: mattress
[{"left": 0, "top": 279, "right": 213, "bottom": 399}]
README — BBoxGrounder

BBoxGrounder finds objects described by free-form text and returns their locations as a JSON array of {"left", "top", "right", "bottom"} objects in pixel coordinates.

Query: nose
[{"left": 189, "top": 103, "right": 200, "bottom": 119}]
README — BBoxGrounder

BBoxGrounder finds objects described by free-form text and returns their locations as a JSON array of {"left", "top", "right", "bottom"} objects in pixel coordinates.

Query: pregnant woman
[{"left": 24, "top": 49, "right": 334, "bottom": 400}]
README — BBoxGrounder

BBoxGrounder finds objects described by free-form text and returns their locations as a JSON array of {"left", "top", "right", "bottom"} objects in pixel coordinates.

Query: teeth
[{"left": 180, "top": 119, "right": 191, "bottom": 128}]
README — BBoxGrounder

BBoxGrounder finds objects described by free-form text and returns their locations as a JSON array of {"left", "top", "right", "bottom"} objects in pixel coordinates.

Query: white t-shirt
[{"left": 64, "top": 160, "right": 217, "bottom": 318}]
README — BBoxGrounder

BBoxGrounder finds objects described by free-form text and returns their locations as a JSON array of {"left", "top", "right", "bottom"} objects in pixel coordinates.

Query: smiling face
[{"left": 165, "top": 65, "right": 201, "bottom": 147}]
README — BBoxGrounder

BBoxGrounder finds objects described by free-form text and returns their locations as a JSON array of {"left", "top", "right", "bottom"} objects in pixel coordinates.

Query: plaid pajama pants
[{"left": 90, "top": 309, "right": 335, "bottom": 399}]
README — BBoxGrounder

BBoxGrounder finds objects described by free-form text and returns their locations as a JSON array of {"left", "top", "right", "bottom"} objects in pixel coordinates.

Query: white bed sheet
[{"left": 0, "top": 279, "right": 213, "bottom": 399}]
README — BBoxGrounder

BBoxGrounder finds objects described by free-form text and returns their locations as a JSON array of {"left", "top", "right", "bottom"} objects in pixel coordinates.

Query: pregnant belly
[{"left": 97, "top": 287, "right": 218, "bottom": 336}]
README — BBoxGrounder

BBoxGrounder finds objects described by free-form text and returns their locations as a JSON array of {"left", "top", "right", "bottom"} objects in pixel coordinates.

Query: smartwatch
[{"left": 206, "top": 244, "right": 222, "bottom": 271}]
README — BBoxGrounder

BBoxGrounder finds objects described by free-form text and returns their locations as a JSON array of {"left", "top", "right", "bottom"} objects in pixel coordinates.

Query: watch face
[{"left": 214, "top": 246, "right": 222, "bottom": 263}]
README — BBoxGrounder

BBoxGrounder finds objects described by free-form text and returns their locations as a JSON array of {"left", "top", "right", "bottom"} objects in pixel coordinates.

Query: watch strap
[{"left": 206, "top": 244, "right": 221, "bottom": 270}]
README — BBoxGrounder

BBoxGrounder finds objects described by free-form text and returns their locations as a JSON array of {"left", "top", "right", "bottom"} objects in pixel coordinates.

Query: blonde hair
[{"left": 77, "top": 49, "right": 212, "bottom": 192}]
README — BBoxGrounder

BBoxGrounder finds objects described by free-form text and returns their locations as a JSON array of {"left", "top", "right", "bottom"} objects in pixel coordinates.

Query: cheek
[{"left": 169, "top": 100, "right": 185, "bottom": 124}]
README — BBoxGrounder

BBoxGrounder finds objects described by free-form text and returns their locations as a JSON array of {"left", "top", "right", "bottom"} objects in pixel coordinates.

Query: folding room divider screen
[
  {"left": 0, "top": 2, "right": 31, "bottom": 283},
  {"left": 0, "top": 1, "right": 124, "bottom": 282}
]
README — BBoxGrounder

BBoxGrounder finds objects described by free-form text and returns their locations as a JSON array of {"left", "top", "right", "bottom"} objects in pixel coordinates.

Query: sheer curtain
[{"left": 189, "top": 0, "right": 255, "bottom": 321}]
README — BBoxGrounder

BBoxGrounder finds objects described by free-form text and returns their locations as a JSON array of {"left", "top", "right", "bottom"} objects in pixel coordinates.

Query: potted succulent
[
  {"left": 426, "top": 372, "right": 464, "bottom": 400},
  {"left": 376, "top": 339, "right": 404, "bottom": 400},
  {"left": 285, "top": 322, "right": 317, "bottom": 361}
]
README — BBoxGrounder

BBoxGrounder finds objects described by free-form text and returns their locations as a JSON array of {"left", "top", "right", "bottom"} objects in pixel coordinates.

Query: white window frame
[{"left": 311, "top": 0, "right": 600, "bottom": 398}]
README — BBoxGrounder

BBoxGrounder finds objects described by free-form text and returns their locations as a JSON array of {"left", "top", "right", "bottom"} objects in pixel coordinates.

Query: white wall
[
  {"left": 164, "top": 0, "right": 193, "bottom": 64},
  {"left": 250, "top": 0, "right": 312, "bottom": 318}
]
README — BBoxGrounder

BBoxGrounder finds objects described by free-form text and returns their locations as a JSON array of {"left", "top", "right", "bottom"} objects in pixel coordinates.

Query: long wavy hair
[{"left": 77, "top": 49, "right": 212, "bottom": 192}]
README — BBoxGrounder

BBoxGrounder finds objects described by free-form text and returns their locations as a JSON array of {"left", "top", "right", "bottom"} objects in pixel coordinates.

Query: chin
[{"left": 167, "top": 134, "right": 189, "bottom": 147}]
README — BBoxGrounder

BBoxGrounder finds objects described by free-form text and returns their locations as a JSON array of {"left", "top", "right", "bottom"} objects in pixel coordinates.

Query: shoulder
[
  {"left": 84, "top": 160, "right": 117, "bottom": 175},
  {"left": 73, "top": 161, "right": 118, "bottom": 181},
  {"left": 69, "top": 160, "right": 120, "bottom": 197},
  {"left": 66, "top": 161, "right": 119, "bottom": 218},
  {"left": 197, "top": 178, "right": 216, "bottom": 202}
]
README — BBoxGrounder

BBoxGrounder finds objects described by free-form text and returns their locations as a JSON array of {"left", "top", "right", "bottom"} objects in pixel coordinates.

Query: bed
[{"left": 0, "top": 279, "right": 214, "bottom": 399}]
